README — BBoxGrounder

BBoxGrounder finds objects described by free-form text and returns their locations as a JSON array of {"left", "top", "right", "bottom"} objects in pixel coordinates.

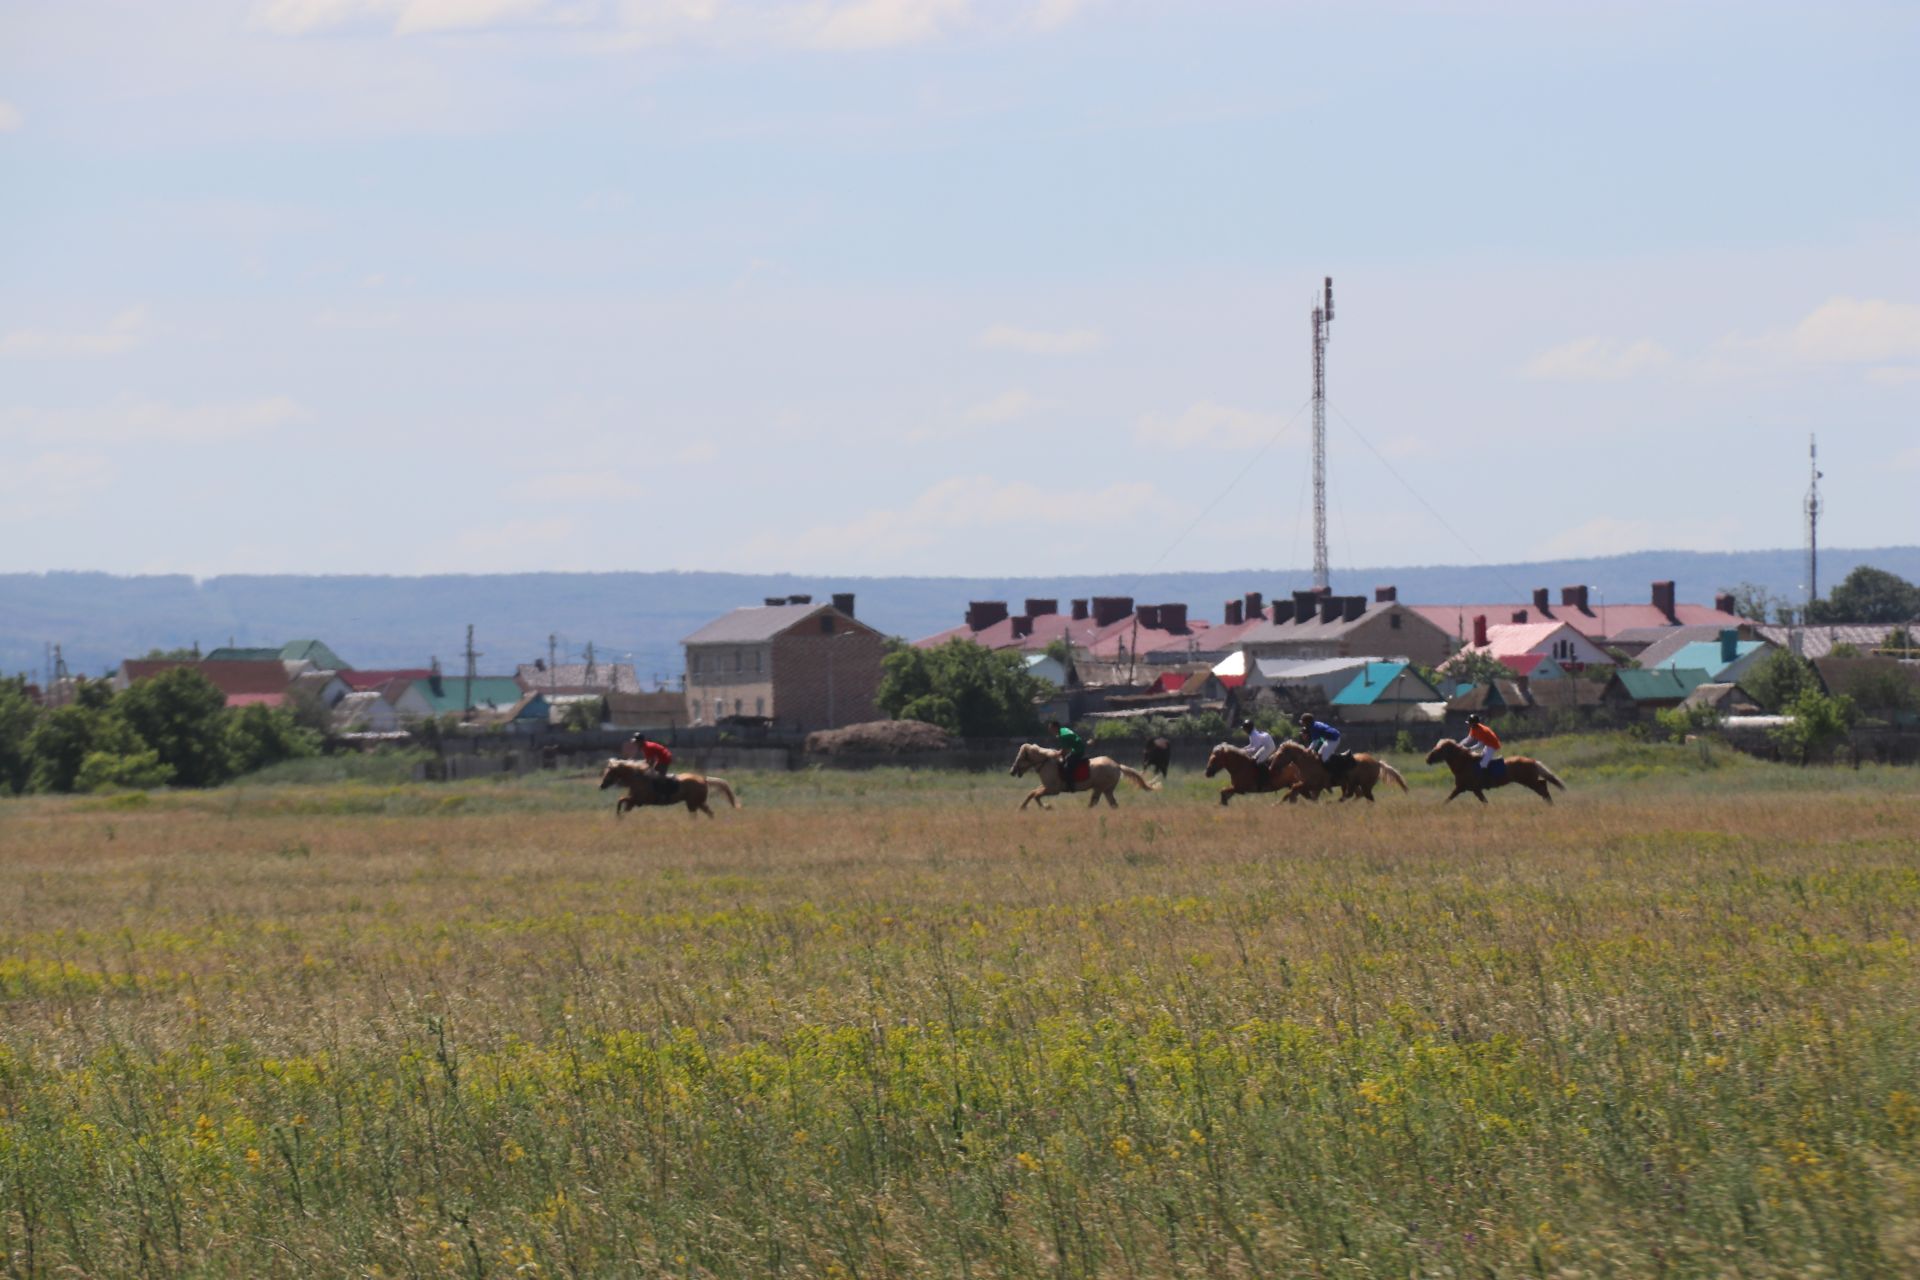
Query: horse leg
[
  {"left": 1087, "top": 788, "right": 1101, "bottom": 809},
  {"left": 1021, "top": 787, "right": 1048, "bottom": 811},
  {"left": 1219, "top": 787, "right": 1234, "bottom": 807},
  {"left": 1102, "top": 787, "right": 1118, "bottom": 809},
  {"left": 1530, "top": 780, "right": 1553, "bottom": 803},
  {"left": 1443, "top": 785, "right": 1462, "bottom": 803},
  {"left": 1473, "top": 788, "right": 1489, "bottom": 805}
]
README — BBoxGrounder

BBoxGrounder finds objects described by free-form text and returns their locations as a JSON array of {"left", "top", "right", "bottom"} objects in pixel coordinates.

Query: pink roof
[
  {"left": 918, "top": 609, "right": 1214, "bottom": 658},
  {"left": 225, "top": 692, "right": 287, "bottom": 708},
  {"left": 1413, "top": 602, "right": 1745, "bottom": 643},
  {"left": 121, "top": 659, "right": 293, "bottom": 698}
]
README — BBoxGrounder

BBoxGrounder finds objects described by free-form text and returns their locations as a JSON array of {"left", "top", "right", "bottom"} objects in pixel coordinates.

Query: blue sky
[{"left": 2, "top": 0, "right": 1915, "bottom": 579}]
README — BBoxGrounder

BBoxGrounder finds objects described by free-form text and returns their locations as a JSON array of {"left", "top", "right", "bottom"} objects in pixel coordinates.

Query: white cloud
[
  {"left": 1537, "top": 514, "right": 1741, "bottom": 559},
  {"left": 977, "top": 324, "right": 1103, "bottom": 355},
  {"left": 0, "top": 307, "right": 148, "bottom": 359},
  {"left": 0, "top": 452, "right": 114, "bottom": 523},
  {"left": 963, "top": 388, "right": 1039, "bottom": 423},
  {"left": 730, "top": 473, "right": 1157, "bottom": 568},
  {"left": 806, "top": 0, "right": 970, "bottom": 50},
  {"left": 524, "top": 471, "right": 648, "bottom": 501},
  {"left": 0, "top": 101, "right": 22, "bottom": 133},
  {"left": 1868, "top": 366, "right": 1920, "bottom": 387},
  {"left": 252, "top": 0, "right": 570, "bottom": 35},
  {"left": 1789, "top": 297, "right": 1920, "bottom": 367},
  {"left": 1522, "top": 336, "right": 1672, "bottom": 381},
  {"left": 1136, "top": 400, "right": 1292, "bottom": 449},
  {"left": 1030, "top": 0, "right": 1091, "bottom": 30},
  {"left": 0, "top": 396, "right": 307, "bottom": 445},
  {"left": 674, "top": 440, "right": 719, "bottom": 464}
]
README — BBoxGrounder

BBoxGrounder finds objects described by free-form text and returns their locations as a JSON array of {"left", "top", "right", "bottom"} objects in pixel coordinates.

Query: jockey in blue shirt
[{"left": 1297, "top": 712, "right": 1343, "bottom": 767}]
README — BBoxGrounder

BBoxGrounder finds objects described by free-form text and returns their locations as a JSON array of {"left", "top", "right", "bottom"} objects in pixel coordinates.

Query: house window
[
  {"left": 1390, "top": 613, "right": 1402, "bottom": 630},
  {"left": 691, "top": 653, "right": 702, "bottom": 675},
  {"left": 734, "top": 698, "right": 742, "bottom": 715},
  {"left": 713, "top": 698, "right": 723, "bottom": 721},
  {"left": 733, "top": 650, "right": 742, "bottom": 672},
  {"left": 820, "top": 615, "right": 835, "bottom": 634},
  {"left": 756, "top": 697, "right": 765, "bottom": 716}
]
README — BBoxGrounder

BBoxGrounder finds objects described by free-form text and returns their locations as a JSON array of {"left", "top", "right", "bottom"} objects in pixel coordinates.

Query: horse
[
  {"left": 598, "top": 759, "right": 739, "bottom": 818},
  {"left": 1271, "top": 739, "right": 1408, "bottom": 803},
  {"left": 1009, "top": 743, "right": 1156, "bottom": 810},
  {"left": 1142, "top": 736, "right": 1173, "bottom": 779},
  {"left": 1203, "top": 742, "right": 1310, "bottom": 806},
  {"left": 1424, "top": 738, "right": 1566, "bottom": 804}
]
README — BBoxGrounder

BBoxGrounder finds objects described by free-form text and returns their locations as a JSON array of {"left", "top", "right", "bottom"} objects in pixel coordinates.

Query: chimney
[
  {"left": 1159, "top": 603, "right": 1188, "bottom": 631},
  {"left": 1091, "top": 596, "right": 1134, "bottom": 628},
  {"left": 1025, "top": 598, "right": 1058, "bottom": 618},
  {"left": 1375, "top": 585, "right": 1397, "bottom": 603},
  {"left": 1269, "top": 600, "right": 1295, "bottom": 624},
  {"left": 1343, "top": 596, "right": 1366, "bottom": 622},
  {"left": 787, "top": 594, "right": 813, "bottom": 605},
  {"left": 1720, "top": 628, "right": 1738, "bottom": 666},
  {"left": 832, "top": 592, "right": 856, "bottom": 618},
  {"left": 1652, "top": 580, "right": 1676, "bottom": 622},
  {"left": 1136, "top": 604, "right": 1161, "bottom": 629},
  {"left": 1512, "top": 610, "right": 1529, "bottom": 624},
  {"left": 1071, "top": 599, "right": 1089, "bottom": 621},
  {"left": 1533, "top": 588, "right": 1553, "bottom": 617},
  {"left": 1319, "top": 596, "right": 1343, "bottom": 624},
  {"left": 763, "top": 597, "right": 785, "bottom": 606},
  {"left": 1472, "top": 614, "right": 1489, "bottom": 648},
  {"left": 1715, "top": 591, "right": 1737, "bottom": 616},
  {"left": 1224, "top": 600, "right": 1244, "bottom": 626},
  {"left": 1562, "top": 585, "right": 1592, "bottom": 614},
  {"left": 1011, "top": 616, "right": 1034, "bottom": 639},
  {"left": 1244, "top": 591, "right": 1264, "bottom": 621},
  {"left": 965, "top": 600, "right": 1009, "bottom": 632},
  {"left": 1293, "top": 590, "right": 1319, "bottom": 624}
]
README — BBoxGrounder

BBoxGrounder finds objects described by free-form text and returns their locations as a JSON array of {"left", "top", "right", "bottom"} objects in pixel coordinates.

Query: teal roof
[
  {"left": 1613, "top": 668, "right": 1711, "bottom": 701},
  {"left": 1657, "top": 640, "right": 1765, "bottom": 680},
  {"left": 280, "top": 639, "right": 352, "bottom": 670},
  {"left": 204, "top": 646, "right": 282, "bottom": 662},
  {"left": 410, "top": 677, "right": 542, "bottom": 717},
  {"left": 1331, "top": 662, "right": 1441, "bottom": 706}
]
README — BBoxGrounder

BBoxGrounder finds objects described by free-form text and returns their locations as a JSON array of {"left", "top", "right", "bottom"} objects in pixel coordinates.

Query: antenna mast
[
  {"left": 1804, "top": 434, "right": 1822, "bottom": 612},
  {"left": 463, "top": 623, "right": 481, "bottom": 718},
  {"left": 1311, "top": 276, "right": 1334, "bottom": 591}
]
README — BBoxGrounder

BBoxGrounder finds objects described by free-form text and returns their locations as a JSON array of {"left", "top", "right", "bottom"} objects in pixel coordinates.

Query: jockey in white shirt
[{"left": 1240, "top": 717, "right": 1276, "bottom": 764}]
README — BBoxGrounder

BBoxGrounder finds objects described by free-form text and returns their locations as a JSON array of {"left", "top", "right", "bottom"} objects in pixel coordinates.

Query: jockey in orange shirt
[{"left": 1463, "top": 713, "right": 1502, "bottom": 775}]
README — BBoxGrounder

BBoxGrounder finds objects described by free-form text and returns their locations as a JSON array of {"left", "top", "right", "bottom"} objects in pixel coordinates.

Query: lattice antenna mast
[
  {"left": 1804, "top": 434, "right": 1822, "bottom": 611},
  {"left": 1310, "top": 276, "right": 1334, "bottom": 591},
  {"left": 463, "top": 623, "right": 481, "bottom": 718}
]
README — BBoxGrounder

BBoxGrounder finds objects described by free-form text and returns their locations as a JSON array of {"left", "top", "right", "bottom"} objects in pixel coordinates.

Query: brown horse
[
  {"left": 1424, "top": 738, "right": 1566, "bottom": 804},
  {"left": 1272, "top": 739, "right": 1408, "bottom": 802},
  {"left": 598, "top": 759, "right": 739, "bottom": 818},
  {"left": 1203, "top": 743, "right": 1310, "bottom": 806},
  {"left": 1142, "top": 736, "right": 1173, "bottom": 779},
  {"left": 1009, "top": 743, "right": 1157, "bottom": 810}
]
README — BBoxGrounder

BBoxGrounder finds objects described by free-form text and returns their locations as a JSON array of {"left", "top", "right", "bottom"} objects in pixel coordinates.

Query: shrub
[
  {"left": 75, "top": 749, "right": 173, "bottom": 793},
  {"left": 1770, "top": 689, "right": 1857, "bottom": 765},
  {"left": 1653, "top": 703, "right": 1722, "bottom": 743}
]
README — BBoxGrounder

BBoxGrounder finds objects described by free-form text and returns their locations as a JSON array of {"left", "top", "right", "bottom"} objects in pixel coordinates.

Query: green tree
[
  {"left": 1883, "top": 626, "right": 1916, "bottom": 655},
  {"left": 25, "top": 704, "right": 141, "bottom": 793},
  {"left": 114, "top": 667, "right": 233, "bottom": 787},
  {"left": 1721, "top": 581, "right": 1785, "bottom": 624},
  {"left": 226, "top": 703, "right": 322, "bottom": 776},
  {"left": 0, "top": 676, "right": 39, "bottom": 795},
  {"left": 877, "top": 639, "right": 1046, "bottom": 738},
  {"left": 558, "top": 699, "right": 603, "bottom": 732},
  {"left": 1806, "top": 565, "right": 1920, "bottom": 625},
  {"left": 1654, "top": 702, "right": 1722, "bottom": 742},
  {"left": 1436, "top": 651, "right": 1519, "bottom": 690},
  {"left": 75, "top": 748, "right": 173, "bottom": 792},
  {"left": 1743, "top": 649, "right": 1818, "bottom": 713},
  {"left": 1770, "top": 688, "right": 1857, "bottom": 765}
]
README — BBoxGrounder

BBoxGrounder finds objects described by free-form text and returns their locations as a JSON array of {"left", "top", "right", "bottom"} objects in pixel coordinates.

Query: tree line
[{"left": 0, "top": 667, "right": 320, "bottom": 795}]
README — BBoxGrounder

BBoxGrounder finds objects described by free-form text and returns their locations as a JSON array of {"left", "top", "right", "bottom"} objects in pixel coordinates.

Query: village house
[
  {"left": 1441, "top": 617, "right": 1612, "bottom": 677},
  {"left": 1413, "top": 582, "right": 1747, "bottom": 649},
  {"left": 114, "top": 658, "right": 301, "bottom": 708},
  {"left": 1648, "top": 630, "right": 1775, "bottom": 684},
  {"left": 1600, "top": 668, "right": 1712, "bottom": 718},
  {"left": 1327, "top": 661, "right": 1445, "bottom": 724},
  {"left": 1235, "top": 587, "right": 1454, "bottom": 669},
  {"left": 683, "top": 593, "right": 884, "bottom": 730},
  {"left": 512, "top": 662, "right": 644, "bottom": 696}
]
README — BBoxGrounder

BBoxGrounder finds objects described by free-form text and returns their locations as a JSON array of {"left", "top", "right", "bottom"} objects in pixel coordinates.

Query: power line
[{"left": 1142, "top": 397, "right": 1314, "bottom": 575}]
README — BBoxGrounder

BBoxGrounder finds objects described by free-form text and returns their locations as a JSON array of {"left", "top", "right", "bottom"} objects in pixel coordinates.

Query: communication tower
[
  {"left": 1804, "top": 434, "right": 1822, "bottom": 610},
  {"left": 1311, "top": 277, "right": 1334, "bottom": 591}
]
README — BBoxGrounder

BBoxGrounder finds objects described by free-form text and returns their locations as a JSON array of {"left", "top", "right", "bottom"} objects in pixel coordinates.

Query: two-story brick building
[{"left": 682, "top": 593, "right": 884, "bottom": 730}]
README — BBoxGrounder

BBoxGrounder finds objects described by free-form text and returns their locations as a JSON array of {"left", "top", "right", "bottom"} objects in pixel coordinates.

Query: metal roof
[
  {"left": 1610, "top": 668, "right": 1711, "bottom": 701},
  {"left": 1656, "top": 640, "right": 1768, "bottom": 679},
  {"left": 684, "top": 603, "right": 872, "bottom": 645},
  {"left": 1331, "top": 662, "right": 1441, "bottom": 706}
]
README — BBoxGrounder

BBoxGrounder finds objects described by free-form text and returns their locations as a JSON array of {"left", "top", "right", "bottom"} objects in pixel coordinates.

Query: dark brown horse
[
  {"left": 598, "top": 759, "right": 739, "bottom": 818},
  {"left": 1204, "top": 743, "right": 1310, "bottom": 806},
  {"left": 1142, "top": 736, "right": 1172, "bottom": 779},
  {"left": 1424, "top": 738, "right": 1566, "bottom": 804},
  {"left": 1271, "top": 740, "right": 1408, "bottom": 803}
]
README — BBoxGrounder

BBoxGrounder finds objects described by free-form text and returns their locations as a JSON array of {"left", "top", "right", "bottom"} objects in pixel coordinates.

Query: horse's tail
[
  {"left": 1532, "top": 761, "right": 1567, "bottom": 792},
  {"left": 1116, "top": 764, "right": 1156, "bottom": 792},
  {"left": 1378, "top": 761, "right": 1408, "bottom": 793},
  {"left": 706, "top": 776, "right": 740, "bottom": 809}
]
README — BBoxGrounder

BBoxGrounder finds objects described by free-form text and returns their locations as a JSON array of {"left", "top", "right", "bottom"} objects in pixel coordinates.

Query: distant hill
[{"left": 8, "top": 547, "right": 1918, "bottom": 682}]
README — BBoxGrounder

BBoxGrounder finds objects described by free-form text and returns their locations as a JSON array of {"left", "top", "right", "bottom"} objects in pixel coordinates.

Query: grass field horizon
[{"left": 3, "top": 737, "right": 1918, "bottom": 1277}]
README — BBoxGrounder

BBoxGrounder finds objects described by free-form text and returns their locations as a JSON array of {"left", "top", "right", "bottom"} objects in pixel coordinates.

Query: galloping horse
[
  {"left": 1203, "top": 743, "right": 1309, "bottom": 806},
  {"left": 1142, "top": 736, "right": 1173, "bottom": 779},
  {"left": 1425, "top": 739, "right": 1566, "bottom": 804},
  {"left": 598, "top": 759, "right": 739, "bottom": 818},
  {"left": 1009, "top": 743, "right": 1156, "bottom": 810},
  {"left": 1272, "top": 739, "right": 1408, "bottom": 802}
]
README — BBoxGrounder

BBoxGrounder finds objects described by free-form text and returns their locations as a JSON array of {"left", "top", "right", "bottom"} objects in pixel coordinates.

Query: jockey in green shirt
[{"left": 1047, "top": 718, "right": 1087, "bottom": 790}]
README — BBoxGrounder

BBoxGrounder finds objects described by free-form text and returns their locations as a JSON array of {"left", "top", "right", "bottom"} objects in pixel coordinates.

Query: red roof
[
  {"left": 121, "top": 659, "right": 293, "bottom": 698},
  {"left": 226, "top": 693, "right": 288, "bottom": 708},
  {"left": 1412, "top": 602, "right": 1745, "bottom": 644}
]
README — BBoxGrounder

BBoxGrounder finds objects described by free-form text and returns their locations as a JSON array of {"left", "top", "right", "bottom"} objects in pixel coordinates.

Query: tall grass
[{"left": 1, "top": 742, "right": 1917, "bottom": 1276}]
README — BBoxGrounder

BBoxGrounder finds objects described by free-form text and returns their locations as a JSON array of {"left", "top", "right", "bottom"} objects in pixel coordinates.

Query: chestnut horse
[
  {"left": 1009, "top": 743, "right": 1156, "bottom": 810},
  {"left": 1203, "top": 743, "right": 1309, "bottom": 806},
  {"left": 1271, "top": 740, "right": 1408, "bottom": 803},
  {"left": 598, "top": 759, "right": 739, "bottom": 818},
  {"left": 1424, "top": 739, "right": 1566, "bottom": 804}
]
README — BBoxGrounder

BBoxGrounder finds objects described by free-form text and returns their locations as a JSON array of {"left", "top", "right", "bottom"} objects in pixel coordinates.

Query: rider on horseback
[
  {"left": 628, "top": 732, "right": 679, "bottom": 802},
  {"left": 1047, "top": 718, "right": 1088, "bottom": 792},
  {"left": 1297, "top": 712, "right": 1350, "bottom": 776},
  {"left": 1463, "top": 713, "right": 1502, "bottom": 776},
  {"left": 1240, "top": 717, "right": 1278, "bottom": 781}
]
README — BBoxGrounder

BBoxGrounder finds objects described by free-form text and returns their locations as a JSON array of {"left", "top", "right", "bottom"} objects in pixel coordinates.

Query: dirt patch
[{"left": 804, "top": 720, "right": 952, "bottom": 755}]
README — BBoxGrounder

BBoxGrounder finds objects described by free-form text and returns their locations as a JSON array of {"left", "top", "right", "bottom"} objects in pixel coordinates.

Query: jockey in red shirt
[{"left": 626, "top": 733, "right": 678, "bottom": 799}]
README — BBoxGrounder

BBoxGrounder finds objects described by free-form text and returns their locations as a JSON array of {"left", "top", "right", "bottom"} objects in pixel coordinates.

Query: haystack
[{"left": 804, "top": 719, "right": 952, "bottom": 755}]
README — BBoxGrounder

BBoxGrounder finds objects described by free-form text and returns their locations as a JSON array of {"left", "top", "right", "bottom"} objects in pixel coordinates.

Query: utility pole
[
  {"left": 1804, "top": 434, "right": 1823, "bottom": 614},
  {"left": 584, "top": 640, "right": 596, "bottom": 688},
  {"left": 1310, "top": 276, "right": 1334, "bottom": 592},
  {"left": 463, "top": 624, "right": 481, "bottom": 718},
  {"left": 50, "top": 644, "right": 70, "bottom": 708},
  {"left": 548, "top": 633, "right": 557, "bottom": 697}
]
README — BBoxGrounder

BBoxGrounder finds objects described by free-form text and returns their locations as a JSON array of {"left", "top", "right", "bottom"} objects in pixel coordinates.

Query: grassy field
[{"left": 2, "top": 737, "right": 1918, "bottom": 1277}]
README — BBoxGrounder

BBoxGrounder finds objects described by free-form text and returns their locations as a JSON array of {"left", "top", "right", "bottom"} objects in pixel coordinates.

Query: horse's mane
[{"left": 602, "top": 758, "right": 652, "bottom": 779}]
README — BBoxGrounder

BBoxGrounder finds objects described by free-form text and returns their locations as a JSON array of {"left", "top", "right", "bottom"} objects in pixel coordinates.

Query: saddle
[
  {"left": 1062, "top": 758, "right": 1091, "bottom": 790},
  {"left": 1325, "top": 750, "right": 1357, "bottom": 778},
  {"left": 652, "top": 771, "right": 681, "bottom": 801},
  {"left": 1482, "top": 757, "right": 1507, "bottom": 783}
]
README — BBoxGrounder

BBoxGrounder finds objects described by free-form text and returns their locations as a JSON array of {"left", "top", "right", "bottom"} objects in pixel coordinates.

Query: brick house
[
  {"left": 683, "top": 593, "right": 884, "bottom": 730},
  {"left": 1235, "top": 587, "right": 1454, "bottom": 669}
]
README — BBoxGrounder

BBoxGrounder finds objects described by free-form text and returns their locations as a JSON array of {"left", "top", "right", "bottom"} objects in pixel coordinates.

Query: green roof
[
  {"left": 1331, "top": 662, "right": 1441, "bottom": 706},
  {"left": 409, "top": 677, "right": 541, "bottom": 717},
  {"left": 204, "top": 646, "right": 282, "bottom": 663},
  {"left": 1613, "top": 668, "right": 1711, "bottom": 701},
  {"left": 279, "top": 640, "right": 352, "bottom": 670}
]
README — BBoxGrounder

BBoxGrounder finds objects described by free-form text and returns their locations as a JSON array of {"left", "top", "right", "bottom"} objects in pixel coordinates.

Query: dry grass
[{"left": 2, "top": 740, "right": 1918, "bottom": 1277}]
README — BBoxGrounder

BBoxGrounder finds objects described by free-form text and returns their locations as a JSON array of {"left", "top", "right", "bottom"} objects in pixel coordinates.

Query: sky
[{"left": 2, "top": 0, "right": 1916, "bottom": 580}]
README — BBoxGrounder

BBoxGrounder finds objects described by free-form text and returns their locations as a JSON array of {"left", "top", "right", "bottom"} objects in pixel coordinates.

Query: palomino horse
[
  {"left": 1009, "top": 743, "right": 1156, "bottom": 810},
  {"left": 1272, "top": 739, "right": 1409, "bottom": 803},
  {"left": 1425, "top": 739, "right": 1566, "bottom": 804},
  {"left": 1204, "top": 743, "right": 1309, "bottom": 806},
  {"left": 598, "top": 759, "right": 739, "bottom": 818}
]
